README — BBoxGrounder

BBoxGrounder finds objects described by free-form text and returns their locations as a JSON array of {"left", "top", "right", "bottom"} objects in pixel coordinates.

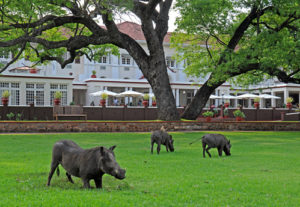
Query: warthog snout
[{"left": 115, "top": 168, "right": 126, "bottom": 180}]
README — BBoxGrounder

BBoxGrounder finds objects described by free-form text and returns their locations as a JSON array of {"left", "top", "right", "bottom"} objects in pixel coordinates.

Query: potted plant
[
  {"left": 233, "top": 109, "right": 246, "bottom": 121},
  {"left": 100, "top": 93, "right": 108, "bottom": 107},
  {"left": 286, "top": 97, "right": 293, "bottom": 109},
  {"left": 152, "top": 96, "right": 156, "bottom": 107},
  {"left": 1, "top": 90, "right": 10, "bottom": 106},
  {"left": 91, "top": 70, "right": 97, "bottom": 78},
  {"left": 54, "top": 91, "right": 62, "bottom": 105},
  {"left": 143, "top": 94, "right": 149, "bottom": 107},
  {"left": 223, "top": 107, "right": 229, "bottom": 118},
  {"left": 29, "top": 68, "right": 37, "bottom": 74},
  {"left": 254, "top": 97, "right": 260, "bottom": 109},
  {"left": 202, "top": 111, "right": 214, "bottom": 122},
  {"left": 224, "top": 101, "right": 230, "bottom": 108}
]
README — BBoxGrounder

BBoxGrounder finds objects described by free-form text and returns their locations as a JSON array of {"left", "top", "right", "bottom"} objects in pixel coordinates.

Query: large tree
[
  {"left": 173, "top": 0, "right": 300, "bottom": 119},
  {"left": 0, "top": 0, "right": 180, "bottom": 120}
]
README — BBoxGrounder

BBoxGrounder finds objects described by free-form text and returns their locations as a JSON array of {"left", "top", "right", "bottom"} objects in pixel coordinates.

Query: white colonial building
[{"left": 0, "top": 22, "right": 299, "bottom": 108}]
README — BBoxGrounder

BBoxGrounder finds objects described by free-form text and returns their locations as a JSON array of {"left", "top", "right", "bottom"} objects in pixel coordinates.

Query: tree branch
[{"left": 0, "top": 43, "right": 26, "bottom": 73}]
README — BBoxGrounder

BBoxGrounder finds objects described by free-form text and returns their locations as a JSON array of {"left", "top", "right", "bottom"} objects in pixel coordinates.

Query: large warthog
[
  {"left": 47, "top": 140, "right": 126, "bottom": 188},
  {"left": 151, "top": 130, "right": 174, "bottom": 154},
  {"left": 201, "top": 134, "right": 231, "bottom": 158}
]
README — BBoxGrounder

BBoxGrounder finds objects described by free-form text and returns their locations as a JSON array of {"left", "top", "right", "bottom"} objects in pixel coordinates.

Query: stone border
[{"left": 0, "top": 121, "right": 299, "bottom": 133}]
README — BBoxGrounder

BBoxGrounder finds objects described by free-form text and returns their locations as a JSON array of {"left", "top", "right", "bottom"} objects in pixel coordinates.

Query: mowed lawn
[{"left": 0, "top": 131, "right": 300, "bottom": 207}]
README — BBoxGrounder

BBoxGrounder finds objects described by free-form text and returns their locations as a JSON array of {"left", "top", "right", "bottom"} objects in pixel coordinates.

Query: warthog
[
  {"left": 47, "top": 140, "right": 126, "bottom": 188},
  {"left": 201, "top": 134, "right": 231, "bottom": 158},
  {"left": 151, "top": 130, "right": 174, "bottom": 154}
]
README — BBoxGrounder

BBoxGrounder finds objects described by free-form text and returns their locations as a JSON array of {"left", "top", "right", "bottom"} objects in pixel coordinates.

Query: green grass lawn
[{"left": 0, "top": 131, "right": 300, "bottom": 207}]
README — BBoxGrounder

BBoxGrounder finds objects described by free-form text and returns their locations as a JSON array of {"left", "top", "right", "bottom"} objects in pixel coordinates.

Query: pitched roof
[{"left": 115, "top": 21, "right": 171, "bottom": 43}]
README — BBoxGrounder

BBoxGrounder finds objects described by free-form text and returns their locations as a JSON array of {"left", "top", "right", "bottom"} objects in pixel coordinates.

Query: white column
[
  {"left": 284, "top": 88, "right": 289, "bottom": 104},
  {"left": 44, "top": 82, "right": 51, "bottom": 106},
  {"left": 176, "top": 89, "right": 180, "bottom": 107},
  {"left": 259, "top": 94, "right": 264, "bottom": 108},
  {"left": 234, "top": 98, "right": 238, "bottom": 108},
  {"left": 271, "top": 91, "right": 276, "bottom": 107},
  {"left": 125, "top": 87, "right": 129, "bottom": 105},
  {"left": 149, "top": 88, "right": 153, "bottom": 106}
]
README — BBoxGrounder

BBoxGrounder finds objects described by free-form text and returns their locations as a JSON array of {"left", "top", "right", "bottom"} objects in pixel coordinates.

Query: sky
[
  {"left": 111, "top": 1, "right": 179, "bottom": 32},
  {"left": 169, "top": 8, "right": 179, "bottom": 32}
]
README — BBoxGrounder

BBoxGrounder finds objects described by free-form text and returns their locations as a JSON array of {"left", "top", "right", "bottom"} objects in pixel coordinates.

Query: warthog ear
[
  {"left": 228, "top": 140, "right": 230, "bottom": 144},
  {"left": 109, "top": 145, "right": 116, "bottom": 151}
]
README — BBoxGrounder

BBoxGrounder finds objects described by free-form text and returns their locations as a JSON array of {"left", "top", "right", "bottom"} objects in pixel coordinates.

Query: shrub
[
  {"left": 92, "top": 70, "right": 96, "bottom": 75},
  {"left": 202, "top": 111, "right": 214, "bottom": 117},
  {"left": 233, "top": 109, "right": 245, "bottom": 118},
  {"left": 223, "top": 108, "right": 229, "bottom": 116},
  {"left": 6, "top": 112, "right": 15, "bottom": 120},
  {"left": 16, "top": 113, "right": 22, "bottom": 121},
  {"left": 152, "top": 96, "right": 156, "bottom": 101}
]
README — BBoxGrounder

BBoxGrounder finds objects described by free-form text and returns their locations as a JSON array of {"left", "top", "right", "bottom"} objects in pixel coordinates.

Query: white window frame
[
  {"left": 99, "top": 56, "right": 107, "bottom": 64},
  {"left": 50, "top": 84, "right": 68, "bottom": 106},
  {"left": 121, "top": 55, "right": 131, "bottom": 65},
  {"left": 0, "top": 82, "right": 20, "bottom": 106},
  {"left": 26, "top": 83, "right": 45, "bottom": 106},
  {"left": 166, "top": 57, "right": 175, "bottom": 68}
]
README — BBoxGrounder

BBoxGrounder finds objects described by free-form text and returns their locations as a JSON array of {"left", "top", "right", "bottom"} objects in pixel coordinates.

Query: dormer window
[
  {"left": 121, "top": 55, "right": 131, "bottom": 65},
  {"left": 99, "top": 56, "right": 107, "bottom": 64},
  {"left": 166, "top": 57, "right": 175, "bottom": 68}
]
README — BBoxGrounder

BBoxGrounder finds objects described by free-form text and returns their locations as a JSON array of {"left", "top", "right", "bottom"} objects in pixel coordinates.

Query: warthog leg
[
  {"left": 218, "top": 147, "right": 223, "bottom": 156},
  {"left": 82, "top": 177, "right": 91, "bottom": 188},
  {"left": 47, "top": 161, "right": 59, "bottom": 186},
  {"left": 94, "top": 176, "right": 103, "bottom": 189},
  {"left": 202, "top": 143, "right": 206, "bottom": 158},
  {"left": 66, "top": 172, "right": 74, "bottom": 184},
  {"left": 157, "top": 141, "right": 161, "bottom": 154},
  {"left": 205, "top": 147, "right": 212, "bottom": 158},
  {"left": 151, "top": 140, "right": 154, "bottom": 154}
]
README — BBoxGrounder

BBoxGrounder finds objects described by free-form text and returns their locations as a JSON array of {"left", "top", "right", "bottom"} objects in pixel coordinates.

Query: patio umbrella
[
  {"left": 259, "top": 94, "right": 281, "bottom": 99},
  {"left": 209, "top": 95, "right": 221, "bottom": 99},
  {"left": 221, "top": 95, "right": 238, "bottom": 99},
  {"left": 89, "top": 90, "right": 118, "bottom": 97},
  {"left": 237, "top": 93, "right": 259, "bottom": 99},
  {"left": 116, "top": 90, "right": 144, "bottom": 98}
]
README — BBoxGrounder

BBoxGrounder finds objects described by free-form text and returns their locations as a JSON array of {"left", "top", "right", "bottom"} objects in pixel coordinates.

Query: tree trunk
[
  {"left": 181, "top": 80, "right": 224, "bottom": 120},
  {"left": 147, "top": 55, "right": 180, "bottom": 120}
]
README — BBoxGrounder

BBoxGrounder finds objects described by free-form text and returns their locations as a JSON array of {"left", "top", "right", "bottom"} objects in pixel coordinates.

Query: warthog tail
[
  {"left": 189, "top": 137, "right": 202, "bottom": 145},
  {"left": 56, "top": 166, "right": 60, "bottom": 176}
]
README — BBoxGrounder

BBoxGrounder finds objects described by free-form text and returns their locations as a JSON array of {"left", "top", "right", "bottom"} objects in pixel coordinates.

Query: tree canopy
[
  {"left": 172, "top": 0, "right": 300, "bottom": 119},
  {"left": 0, "top": 0, "right": 180, "bottom": 120}
]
